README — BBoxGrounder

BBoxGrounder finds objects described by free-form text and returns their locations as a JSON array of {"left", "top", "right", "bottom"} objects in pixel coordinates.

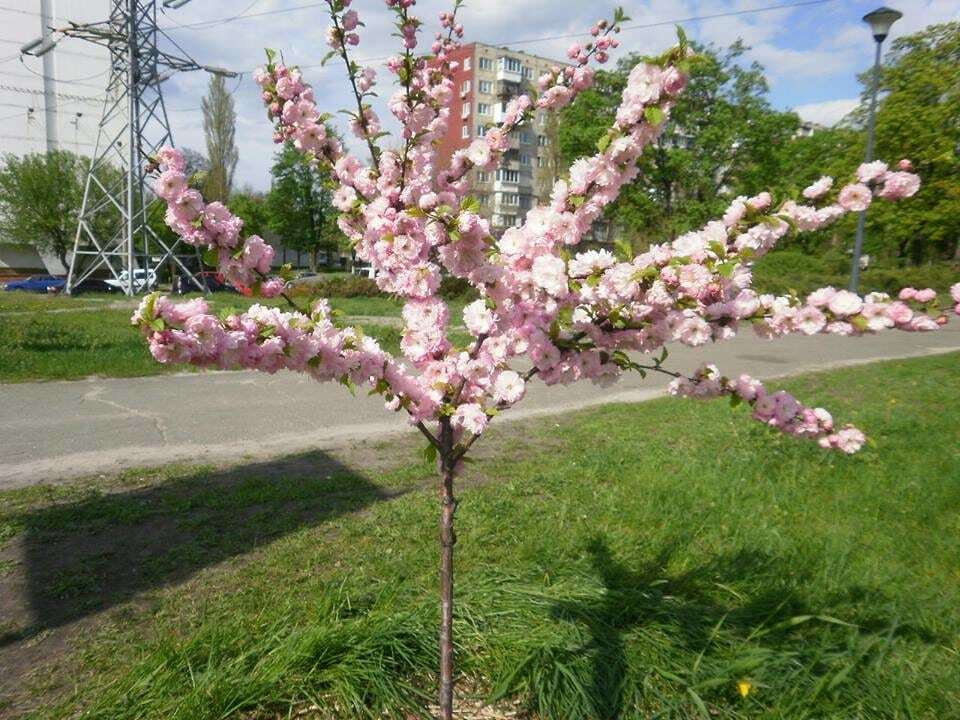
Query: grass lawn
[
  {"left": 0, "top": 292, "right": 468, "bottom": 382},
  {"left": 1, "top": 353, "right": 958, "bottom": 718}
]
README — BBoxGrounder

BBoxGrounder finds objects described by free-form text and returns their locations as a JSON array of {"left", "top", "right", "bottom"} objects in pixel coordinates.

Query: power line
[
  {"left": 498, "top": 0, "right": 837, "bottom": 48},
  {"left": 0, "top": 82, "right": 104, "bottom": 103},
  {"left": 12, "top": 58, "right": 111, "bottom": 85},
  {"left": 231, "top": 0, "right": 839, "bottom": 73},
  {"left": 159, "top": 0, "right": 262, "bottom": 31},
  {"left": 159, "top": 1, "right": 326, "bottom": 31},
  {"left": 0, "top": 131, "right": 95, "bottom": 147}
]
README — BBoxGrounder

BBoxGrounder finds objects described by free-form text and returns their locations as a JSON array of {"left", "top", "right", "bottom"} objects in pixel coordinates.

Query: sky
[{"left": 6, "top": 0, "right": 960, "bottom": 191}]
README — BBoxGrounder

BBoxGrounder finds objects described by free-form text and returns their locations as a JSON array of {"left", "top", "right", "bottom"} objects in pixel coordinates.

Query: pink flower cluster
[
  {"left": 134, "top": 1, "right": 955, "bottom": 455},
  {"left": 669, "top": 365, "right": 866, "bottom": 454},
  {"left": 254, "top": 61, "right": 343, "bottom": 164},
  {"left": 152, "top": 150, "right": 284, "bottom": 296}
]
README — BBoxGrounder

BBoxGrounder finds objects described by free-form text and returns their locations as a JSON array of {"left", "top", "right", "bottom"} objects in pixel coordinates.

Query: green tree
[
  {"left": 230, "top": 189, "right": 269, "bottom": 239},
  {"left": 863, "top": 21, "right": 960, "bottom": 262},
  {"left": 560, "top": 41, "right": 800, "bottom": 249},
  {"left": 202, "top": 75, "right": 239, "bottom": 202},
  {"left": 0, "top": 150, "right": 113, "bottom": 269},
  {"left": 265, "top": 144, "right": 341, "bottom": 270}
]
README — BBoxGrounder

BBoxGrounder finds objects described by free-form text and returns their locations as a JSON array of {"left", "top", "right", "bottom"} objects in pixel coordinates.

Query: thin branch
[
  {"left": 326, "top": 1, "right": 381, "bottom": 167},
  {"left": 416, "top": 419, "right": 442, "bottom": 450},
  {"left": 253, "top": 269, "right": 309, "bottom": 315}
]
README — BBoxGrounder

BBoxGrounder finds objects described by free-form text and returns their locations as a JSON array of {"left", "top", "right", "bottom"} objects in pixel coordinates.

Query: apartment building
[{"left": 436, "top": 43, "right": 567, "bottom": 235}]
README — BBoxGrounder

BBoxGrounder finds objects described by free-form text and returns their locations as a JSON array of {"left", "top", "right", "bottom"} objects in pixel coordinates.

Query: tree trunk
[{"left": 438, "top": 418, "right": 457, "bottom": 720}]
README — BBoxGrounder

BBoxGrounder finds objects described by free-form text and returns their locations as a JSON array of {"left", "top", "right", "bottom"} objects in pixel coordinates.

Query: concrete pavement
[{"left": 1, "top": 326, "right": 957, "bottom": 488}]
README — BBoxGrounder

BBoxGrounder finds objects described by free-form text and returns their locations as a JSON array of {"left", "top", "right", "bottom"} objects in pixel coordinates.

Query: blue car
[{"left": 4, "top": 274, "right": 66, "bottom": 293}]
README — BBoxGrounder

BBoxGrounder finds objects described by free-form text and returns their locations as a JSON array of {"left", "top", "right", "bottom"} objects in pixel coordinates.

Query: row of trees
[{"left": 558, "top": 22, "right": 960, "bottom": 264}]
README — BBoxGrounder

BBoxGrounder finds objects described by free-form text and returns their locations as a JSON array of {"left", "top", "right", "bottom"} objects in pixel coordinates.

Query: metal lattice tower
[{"left": 46, "top": 0, "right": 233, "bottom": 296}]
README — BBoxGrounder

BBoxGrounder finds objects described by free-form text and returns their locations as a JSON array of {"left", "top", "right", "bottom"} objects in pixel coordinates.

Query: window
[
  {"left": 461, "top": 103, "right": 470, "bottom": 119},
  {"left": 479, "top": 57, "right": 493, "bottom": 71},
  {"left": 496, "top": 168, "right": 519, "bottom": 183},
  {"left": 461, "top": 80, "right": 471, "bottom": 94},
  {"left": 521, "top": 65, "right": 532, "bottom": 79},
  {"left": 518, "top": 130, "right": 532, "bottom": 144},
  {"left": 461, "top": 124, "right": 470, "bottom": 139},
  {"left": 464, "top": 57, "right": 471, "bottom": 71},
  {"left": 537, "top": 134, "right": 547, "bottom": 147},
  {"left": 537, "top": 156, "right": 545, "bottom": 168},
  {"left": 500, "top": 192, "right": 519, "bottom": 206},
  {"left": 477, "top": 102, "right": 490, "bottom": 115},
  {"left": 519, "top": 195, "right": 532, "bottom": 210},
  {"left": 477, "top": 171, "right": 489, "bottom": 182},
  {"left": 479, "top": 194, "right": 488, "bottom": 206},
  {"left": 519, "top": 153, "right": 532, "bottom": 166},
  {"left": 478, "top": 80, "right": 492, "bottom": 94},
  {"left": 477, "top": 124, "right": 487, "bottom": 137},
  {"left": 500, "top": 56, "right": 522, "bottom": 73}
]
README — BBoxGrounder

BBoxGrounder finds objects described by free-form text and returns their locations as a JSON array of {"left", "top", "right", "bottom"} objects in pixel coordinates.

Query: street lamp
[{"left": 849, "top": 6, "right": 902, "bottom": 293}]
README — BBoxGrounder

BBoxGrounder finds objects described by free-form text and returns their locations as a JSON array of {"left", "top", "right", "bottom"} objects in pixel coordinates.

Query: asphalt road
[{"left": 2, "top": 326, "right": 958, "bottom": 488}]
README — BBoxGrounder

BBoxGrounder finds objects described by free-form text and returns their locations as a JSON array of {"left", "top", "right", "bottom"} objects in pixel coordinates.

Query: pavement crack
[{"left": 81, "top": 386, "right": 170, "bottom": 444}]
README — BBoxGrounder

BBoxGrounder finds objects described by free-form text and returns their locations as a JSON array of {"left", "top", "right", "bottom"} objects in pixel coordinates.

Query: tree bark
[{"left": 438, "top": 418, "right": 457, "bottom": 720}]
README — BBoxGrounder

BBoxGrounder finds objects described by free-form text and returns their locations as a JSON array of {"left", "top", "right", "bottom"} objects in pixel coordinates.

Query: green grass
[
  {"left": 0, "top": 292, "right": 471, "bottom": 382},
  {"left": 2, "top": 354, "right": 958, "bottom": 718}
]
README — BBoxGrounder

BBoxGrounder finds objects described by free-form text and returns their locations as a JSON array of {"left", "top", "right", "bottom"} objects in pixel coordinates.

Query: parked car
[
  {"left": 198, "top": 271, "right": 239, "bottom": 294},
  {"left": 70, "top": 278, "right": 116, "bottom": 295},
  {"left": 104, "top": 268, "right": 157, "bottom": 293},
  {"left": 3, "top": 274, "right": 66, "bottom": 293}
]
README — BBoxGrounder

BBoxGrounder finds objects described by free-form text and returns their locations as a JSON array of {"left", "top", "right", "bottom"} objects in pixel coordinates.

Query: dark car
[
  {"left": 174, "top": 271, "right": 239, "bottom": 295},
  {"left": 4, "top": 274, "right": 66, "bottom": 293},
  {"left": 70, "top": 278, "right": 116, "bottom": 295}
]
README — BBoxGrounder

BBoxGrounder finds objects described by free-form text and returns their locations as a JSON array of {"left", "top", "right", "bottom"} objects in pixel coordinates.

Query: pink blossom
[
  {"left": 857, "top": 160, "right": 888, "bottom": 183},
  {"left": 493, "top": 370, "right": 525, "bottom": 405},
  {"left": 828, "top": 290, "right": 863, "bottom": 318},
  {"left": 877, "top": 171, "right": 920, "bottom": 200},
  {"left": 802, "top": 176, "right": 833, "bottom": 199},
  {"left": 914, "top": 288, "right": 937, "bottom": 303},
  {"left": 531, "top": 255, "right": 568, "bottom": 297},
  {"left": 463, "top": 299, "right": 495, "bottom": 335},
  {"left": 838, "top": 183, "right": 872, "bottom": 212},
  {"left": 451, "top": 403, "right": 488, "bottom": 435}
]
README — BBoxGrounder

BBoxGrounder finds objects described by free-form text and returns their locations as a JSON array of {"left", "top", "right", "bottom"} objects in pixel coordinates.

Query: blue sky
[{"left": 148, "top": 0, "right": 959, "bottom": 190}]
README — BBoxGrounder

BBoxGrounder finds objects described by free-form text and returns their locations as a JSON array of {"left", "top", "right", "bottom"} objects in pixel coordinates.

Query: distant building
[
  {"left": 795, "top": 120, "right": 826, "bottom": 138},
  {"left": 435, "top": 43, "right": 568, "bottom": 236}
]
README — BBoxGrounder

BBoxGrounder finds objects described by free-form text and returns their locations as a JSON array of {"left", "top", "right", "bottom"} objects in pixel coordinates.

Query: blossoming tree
[{"left": 133, "top": 1, "right": 960, "bottom": 716}]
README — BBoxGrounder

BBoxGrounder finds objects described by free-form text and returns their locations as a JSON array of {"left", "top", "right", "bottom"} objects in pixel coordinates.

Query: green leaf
[
  {"left": 644, "top": 106, "right": 665, "bottom": 126},
  {"left": 321, "top": 49, "right": 338, "bottom": 67},
  {"left": 202, "top": 247, "right": 219, "bottom": 268},
  {"left": 422, "top": 442, "right": 438, "bottom": 464}
]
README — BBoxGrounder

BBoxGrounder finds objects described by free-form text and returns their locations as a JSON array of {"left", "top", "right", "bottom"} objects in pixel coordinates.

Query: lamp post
[{"left": 849, "top": 6, "right": 902, "bottom": 293}]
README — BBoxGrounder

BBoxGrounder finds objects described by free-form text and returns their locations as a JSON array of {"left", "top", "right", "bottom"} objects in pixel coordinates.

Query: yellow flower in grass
[{"left": 737, "top": 679, "right": 753, "bottom": 698}]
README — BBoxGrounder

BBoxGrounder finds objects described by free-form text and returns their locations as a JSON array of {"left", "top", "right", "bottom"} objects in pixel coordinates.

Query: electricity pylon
[{"left": 25, "top": 0, "right": 235, "bottom": 296}]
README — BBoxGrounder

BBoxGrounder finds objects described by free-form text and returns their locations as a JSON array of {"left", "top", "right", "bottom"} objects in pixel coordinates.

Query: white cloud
[{"left": 793, "top": 97, "right": 859, "bottom": 127}]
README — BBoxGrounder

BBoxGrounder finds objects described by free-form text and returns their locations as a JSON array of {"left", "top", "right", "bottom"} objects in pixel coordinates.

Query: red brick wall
[{"left": 434, "top": 43, "right": 475, "bottom": 171}]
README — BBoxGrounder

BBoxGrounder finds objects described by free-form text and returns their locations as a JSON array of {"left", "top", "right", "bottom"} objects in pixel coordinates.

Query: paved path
[{"left": 2, "top": 326, "right": 958, "bottom": 488}]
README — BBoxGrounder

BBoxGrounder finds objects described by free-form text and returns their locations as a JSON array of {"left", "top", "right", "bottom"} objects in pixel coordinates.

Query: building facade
[{"left": 436, "top": 43, "right": 567, "bottom": 236}]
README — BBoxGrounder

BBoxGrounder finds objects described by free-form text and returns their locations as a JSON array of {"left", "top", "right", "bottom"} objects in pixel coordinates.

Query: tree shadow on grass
[
  {"left": 503, "top": 535, "right": 940, "bottom": 720},
  {"left": 0, "top": 450, "right": 407, "bottom": 650}
]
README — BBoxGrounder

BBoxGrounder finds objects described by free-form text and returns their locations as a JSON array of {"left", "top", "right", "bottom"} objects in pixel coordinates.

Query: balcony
[{"left": 496, "top": 57, "right": 523, "bottom": 84}]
